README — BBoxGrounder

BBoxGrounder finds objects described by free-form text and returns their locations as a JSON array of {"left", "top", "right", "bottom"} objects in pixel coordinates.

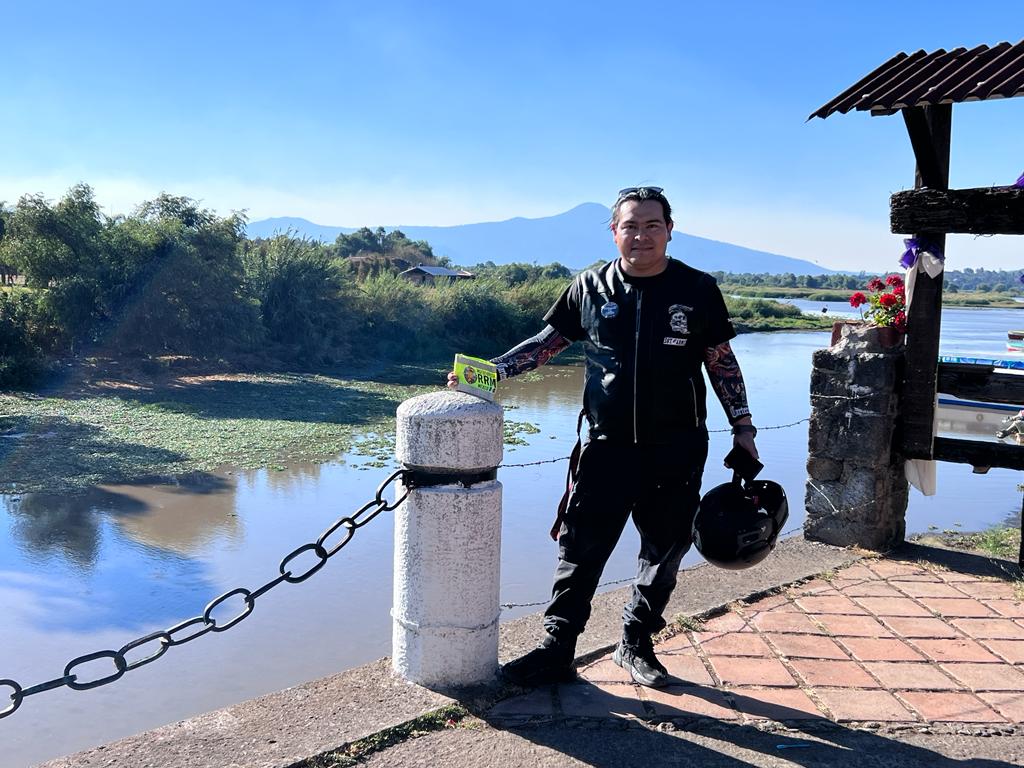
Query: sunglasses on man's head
[{"left": 616, "top": 186, "right": 664, "bottom": 198}]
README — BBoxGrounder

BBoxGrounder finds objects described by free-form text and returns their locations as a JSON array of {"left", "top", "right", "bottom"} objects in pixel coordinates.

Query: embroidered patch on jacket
[
  {"left": 601, "top": 301, "right": 619, "bottom": 319},
  {"left": 668, "top": 304, "right": 690, "bottom": 334},
  {"left": 663, "top": 337, "right": 687, "bottom": 346}
]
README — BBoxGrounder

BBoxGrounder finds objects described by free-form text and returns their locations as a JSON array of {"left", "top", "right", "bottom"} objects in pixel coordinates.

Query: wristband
[{"left": 731, "top": 424, "right": 757, "bottom": 437}]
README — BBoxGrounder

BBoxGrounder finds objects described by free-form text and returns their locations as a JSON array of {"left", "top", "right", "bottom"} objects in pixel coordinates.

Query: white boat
[
  {"left": 936, "top": 396, "right": 1021, "bottom": 439},
  {"left": 936, "top": 356, "right": 1024, "bottom": 440}
]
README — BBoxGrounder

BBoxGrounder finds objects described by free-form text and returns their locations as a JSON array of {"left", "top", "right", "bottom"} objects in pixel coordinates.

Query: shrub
[
  {"left": 426, "top": 279, "right": 529, "bottom": 358},
  {"left": 245, "top": 235, "right": 355, "bottom": 363},
  {"left": 354, "top": 273, "right": 438, "bottom": 359},
  {"left": 0, "top": 291, "right": 46, "bottom": 388}
]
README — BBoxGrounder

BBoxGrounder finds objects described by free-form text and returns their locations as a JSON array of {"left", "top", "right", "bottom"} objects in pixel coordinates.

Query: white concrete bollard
[{"left": 392, "top": 391, "right": 503, "bottom": 688}]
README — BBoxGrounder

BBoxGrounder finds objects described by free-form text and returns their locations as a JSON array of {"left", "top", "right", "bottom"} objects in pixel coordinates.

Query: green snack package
[{"left": 453, "top": 354, "right": 497, "bottom": 401}]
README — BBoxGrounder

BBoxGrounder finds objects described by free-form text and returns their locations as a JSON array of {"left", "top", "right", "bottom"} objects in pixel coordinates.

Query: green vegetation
[
  {"left": 0, "top": 184, "right": 900, "bottom": 392},
  {"left": 0, "top": 370, "right": 436, "bottom": 493},
  {"left": 717, "top": 268, "right": 1024, "bottom": 308},
  {"left": 928, "top": 525, "right": 1021, "bottom": 560},
  {"left": 0, "top": 363, "right": 557, "bottom": 492},
  {"left": 672, "top": 615, "right": 707, "bottom": 633},
  {"left": 913, "top": 522, "right": 1021, "bottom": 568},
  {"left": 726, "top": 296, "right": 832, "bottom": 332},
  {"left": 303, "top": 704, "right": 469, "bottom": 768}
]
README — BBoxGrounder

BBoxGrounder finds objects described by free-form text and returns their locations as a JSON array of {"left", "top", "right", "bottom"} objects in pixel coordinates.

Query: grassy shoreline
[
  {"left": 911, "top": 525, "right": 1022, "bottom": 563},
  {"left": 722, "top": 284, "right": 1024, "bottom": 308},
  {"left": 0, "top": 366, "right": 443, "bottom": 494}
]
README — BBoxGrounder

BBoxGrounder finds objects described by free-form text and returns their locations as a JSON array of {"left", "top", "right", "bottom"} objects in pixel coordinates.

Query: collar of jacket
[{"left": 596, "top": 257, "right": 676, "bottom": 298}]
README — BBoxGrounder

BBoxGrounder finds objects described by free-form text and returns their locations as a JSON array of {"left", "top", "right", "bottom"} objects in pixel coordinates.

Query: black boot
[
  {"left": 613, "top": 633, "right": 669, "bottom": 688},
  {"left": 501, "top": 633, "right": 577, "bottom": 686}
]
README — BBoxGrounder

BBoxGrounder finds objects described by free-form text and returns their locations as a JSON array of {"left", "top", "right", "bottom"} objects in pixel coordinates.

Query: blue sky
[{"left": 2, "top": 1, "right": 1022, "bottom": 271}]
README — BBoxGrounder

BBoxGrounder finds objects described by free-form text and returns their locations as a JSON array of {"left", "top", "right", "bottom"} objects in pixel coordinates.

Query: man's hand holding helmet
[{"left": 730, "top": 418, "right": 758, "bottom": 462}]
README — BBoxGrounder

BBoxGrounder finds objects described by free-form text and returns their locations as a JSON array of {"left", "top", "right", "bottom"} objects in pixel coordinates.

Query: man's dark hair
[{"left": 611, "top": 187, "right": 673, "bottom": 227}]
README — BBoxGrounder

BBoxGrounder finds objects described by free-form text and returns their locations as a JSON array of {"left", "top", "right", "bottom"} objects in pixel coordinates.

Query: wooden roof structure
[
  {"left": 810, "top": 41, "right": 1024, "bottom": 118},
  {"left": 812, "top": 42, "right": 1024, "bottom": 475}
]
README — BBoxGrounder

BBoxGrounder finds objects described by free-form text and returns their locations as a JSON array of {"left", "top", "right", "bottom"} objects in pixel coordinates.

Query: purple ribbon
[
  {"left": 900, "top": 237, "right": 944, "bottom": 270},
  {"left": 1016, "top": 172, "right": 1024, "bottom": 188}
]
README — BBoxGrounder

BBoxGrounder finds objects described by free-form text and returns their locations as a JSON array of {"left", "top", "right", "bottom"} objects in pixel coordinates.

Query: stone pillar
[
  {"left": 804, "top": 323, "right": 909, "bottom": 550},
  {"left": 392, "top": 391, "right": 503, "bottom": 688}
]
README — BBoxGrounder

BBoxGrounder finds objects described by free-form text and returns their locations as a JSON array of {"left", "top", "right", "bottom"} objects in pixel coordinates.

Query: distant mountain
[{"left": 247, "top": 203, "right": 832, "bottom": 275}]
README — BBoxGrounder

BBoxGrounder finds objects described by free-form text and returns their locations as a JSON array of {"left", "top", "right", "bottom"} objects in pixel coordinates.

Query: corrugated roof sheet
[
  {"left": 400, "top": 264, "right": 470, "bottom": 277},
  {"left": 810, "top": 40, "right": 1024, "bottom": 119}
]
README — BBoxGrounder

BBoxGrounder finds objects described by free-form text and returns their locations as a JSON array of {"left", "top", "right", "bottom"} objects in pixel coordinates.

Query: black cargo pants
[{"left": 543, "top": 435, "right": 708, "bottom": 644}]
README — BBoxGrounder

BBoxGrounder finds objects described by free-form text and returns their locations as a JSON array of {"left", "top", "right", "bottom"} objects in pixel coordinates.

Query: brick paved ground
[{"left": 490, "top": 557, "right": 1024, "bottom": 726}]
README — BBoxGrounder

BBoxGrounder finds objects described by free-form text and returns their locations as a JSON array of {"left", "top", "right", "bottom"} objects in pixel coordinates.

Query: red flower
[
  {"left": 885, "top": 274, "right": 904, "bottom": 288},
  {"left": 893, "top": 284, "right": 905, "bottom": 297},
  {"left": 867, "top": 277, "right": 885, "bottom": 292},
  {"left": 850, "top": 291, "right": 867, "bottom": 308},
  {"left": 879, "top": 293, "right": 898, "bottom": 308},
  {"left": 894, "top": 310, "right": 907, "bottom": 332}
]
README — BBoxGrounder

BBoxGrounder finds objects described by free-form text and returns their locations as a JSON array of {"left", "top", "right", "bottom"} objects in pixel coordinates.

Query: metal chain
[
  {"left": 500, "top": 457, "right": 570, "bottom": 468},
  {"left": 502, "top": 394, "right": 872, "bottom": 454},
  {"left": 499, "top": 523, "right": 807, "bottom": 610},
  {"left": 0, "top": 469, "right": 409, "bottom": 720}
]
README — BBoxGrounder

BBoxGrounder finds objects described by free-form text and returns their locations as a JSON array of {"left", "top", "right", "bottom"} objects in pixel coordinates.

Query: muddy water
[{"left": 3, "top": 313, "right": 1024, "bottom": 766}]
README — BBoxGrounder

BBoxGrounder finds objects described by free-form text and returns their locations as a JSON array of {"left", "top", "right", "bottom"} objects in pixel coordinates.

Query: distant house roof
[
  {"left": 398, "top": 264, "right": 475, "bottom": 278},
  {"left": 809, "top": 40, "right": 1024, "bottom": 119}
]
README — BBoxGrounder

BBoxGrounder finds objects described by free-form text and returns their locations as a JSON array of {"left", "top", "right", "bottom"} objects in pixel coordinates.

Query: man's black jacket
[{"left": 545, "top": 258, "right": 736, "bottom": 444}]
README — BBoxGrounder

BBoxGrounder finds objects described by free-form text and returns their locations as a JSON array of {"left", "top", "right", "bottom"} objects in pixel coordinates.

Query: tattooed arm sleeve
[
  {"left": 704, "top": 341, "right": 752, "bottom": 424},
  {"left": 490, "top": 325, "right": 572, "bottom": 380}
]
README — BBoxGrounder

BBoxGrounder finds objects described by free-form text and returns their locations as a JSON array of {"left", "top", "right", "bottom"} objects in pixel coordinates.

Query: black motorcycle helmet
[{"left": 693, "top": 476, "right": 789, "bottom": 570}]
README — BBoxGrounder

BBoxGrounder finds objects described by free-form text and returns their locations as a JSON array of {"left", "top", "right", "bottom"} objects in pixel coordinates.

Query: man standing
[{"left": 450, "top": 187, "right": 757, "bottom": 687}]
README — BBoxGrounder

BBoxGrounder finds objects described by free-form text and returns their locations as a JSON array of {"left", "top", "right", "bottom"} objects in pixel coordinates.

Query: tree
[
  {"left": 542, "top": 263, "right": 572, "bottom": 280},
  {"left": 108, "top": 194, "right": 258, "bottom": 354},
  {"left": 334, "top": 227, "right": 382, "bottom": 258},
  {"left": 243, "top": 234, "right": 354, "bottom": 361},
  {"left": 1, "top": 184, "right": 106, "bottom": 288}
]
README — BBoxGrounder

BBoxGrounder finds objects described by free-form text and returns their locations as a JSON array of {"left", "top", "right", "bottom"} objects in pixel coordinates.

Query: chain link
[
  {"left": 0, "top": 469, "right": 410, "bottom": 720},
  {"left": 499, "top": 524, "right": 807, "bottom": 610},
  {"left": 501, "top": 396, "right": 869, "bottom": 456}
]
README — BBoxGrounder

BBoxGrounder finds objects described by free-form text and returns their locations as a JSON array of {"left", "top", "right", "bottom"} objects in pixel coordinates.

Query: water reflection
[
  {"left": 7, "top": 488, "right": 143, "bottom": 566},
  {"left": 5, "top": 474, "right": 239, "bottom": 564},
  {"left": 109, "top": 482, "right": 240, "bottom": 556}
]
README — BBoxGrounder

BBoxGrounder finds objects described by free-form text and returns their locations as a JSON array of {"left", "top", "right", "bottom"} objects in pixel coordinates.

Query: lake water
[{"left": 3, "top": 307, "right": 1024, "bottom": 766}]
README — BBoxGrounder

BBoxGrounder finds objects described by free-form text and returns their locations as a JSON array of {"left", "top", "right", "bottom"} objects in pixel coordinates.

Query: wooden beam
[
  {"left": 902, "top": 107, "right": 947, "bottom": 189},
  {"left": 938, "top": 363, "right": 1024, "bottom": 406},
  {"left": 891, "top": 186, "right": 1024, "bottom": 234},
  {"left": 899, "top": 104, "right": 951, "bottom": 459},
  {"left": 933, "top": 436, "right": 1024, "bottom": 471}
]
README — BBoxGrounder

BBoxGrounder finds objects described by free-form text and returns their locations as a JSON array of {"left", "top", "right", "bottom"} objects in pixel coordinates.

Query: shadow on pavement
[
  {"left": 892, "top": 541, "right": 1022, "bottom": 580},
  {"left": 484, "top": 680, "right": 1018, "bottom": 767}
]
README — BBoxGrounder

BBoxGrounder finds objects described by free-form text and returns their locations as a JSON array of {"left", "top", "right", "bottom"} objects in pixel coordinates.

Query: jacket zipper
[
  {"left": 633, "top": 290, "right": 642, "bottom": 444},
  {"left": 690, "top": 378, "right": 699, "bottom": 427}
]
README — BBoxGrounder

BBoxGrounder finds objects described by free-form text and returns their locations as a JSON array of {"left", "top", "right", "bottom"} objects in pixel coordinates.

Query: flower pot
[
  {"left": 874, "top": 325, "right": 905, "bottom": 349},
  {"left": 830, "top": 320, "right": 865, "bottom": 346},
  {"left": 831, "top": 320, "right": 904, "bottom": 350}
]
